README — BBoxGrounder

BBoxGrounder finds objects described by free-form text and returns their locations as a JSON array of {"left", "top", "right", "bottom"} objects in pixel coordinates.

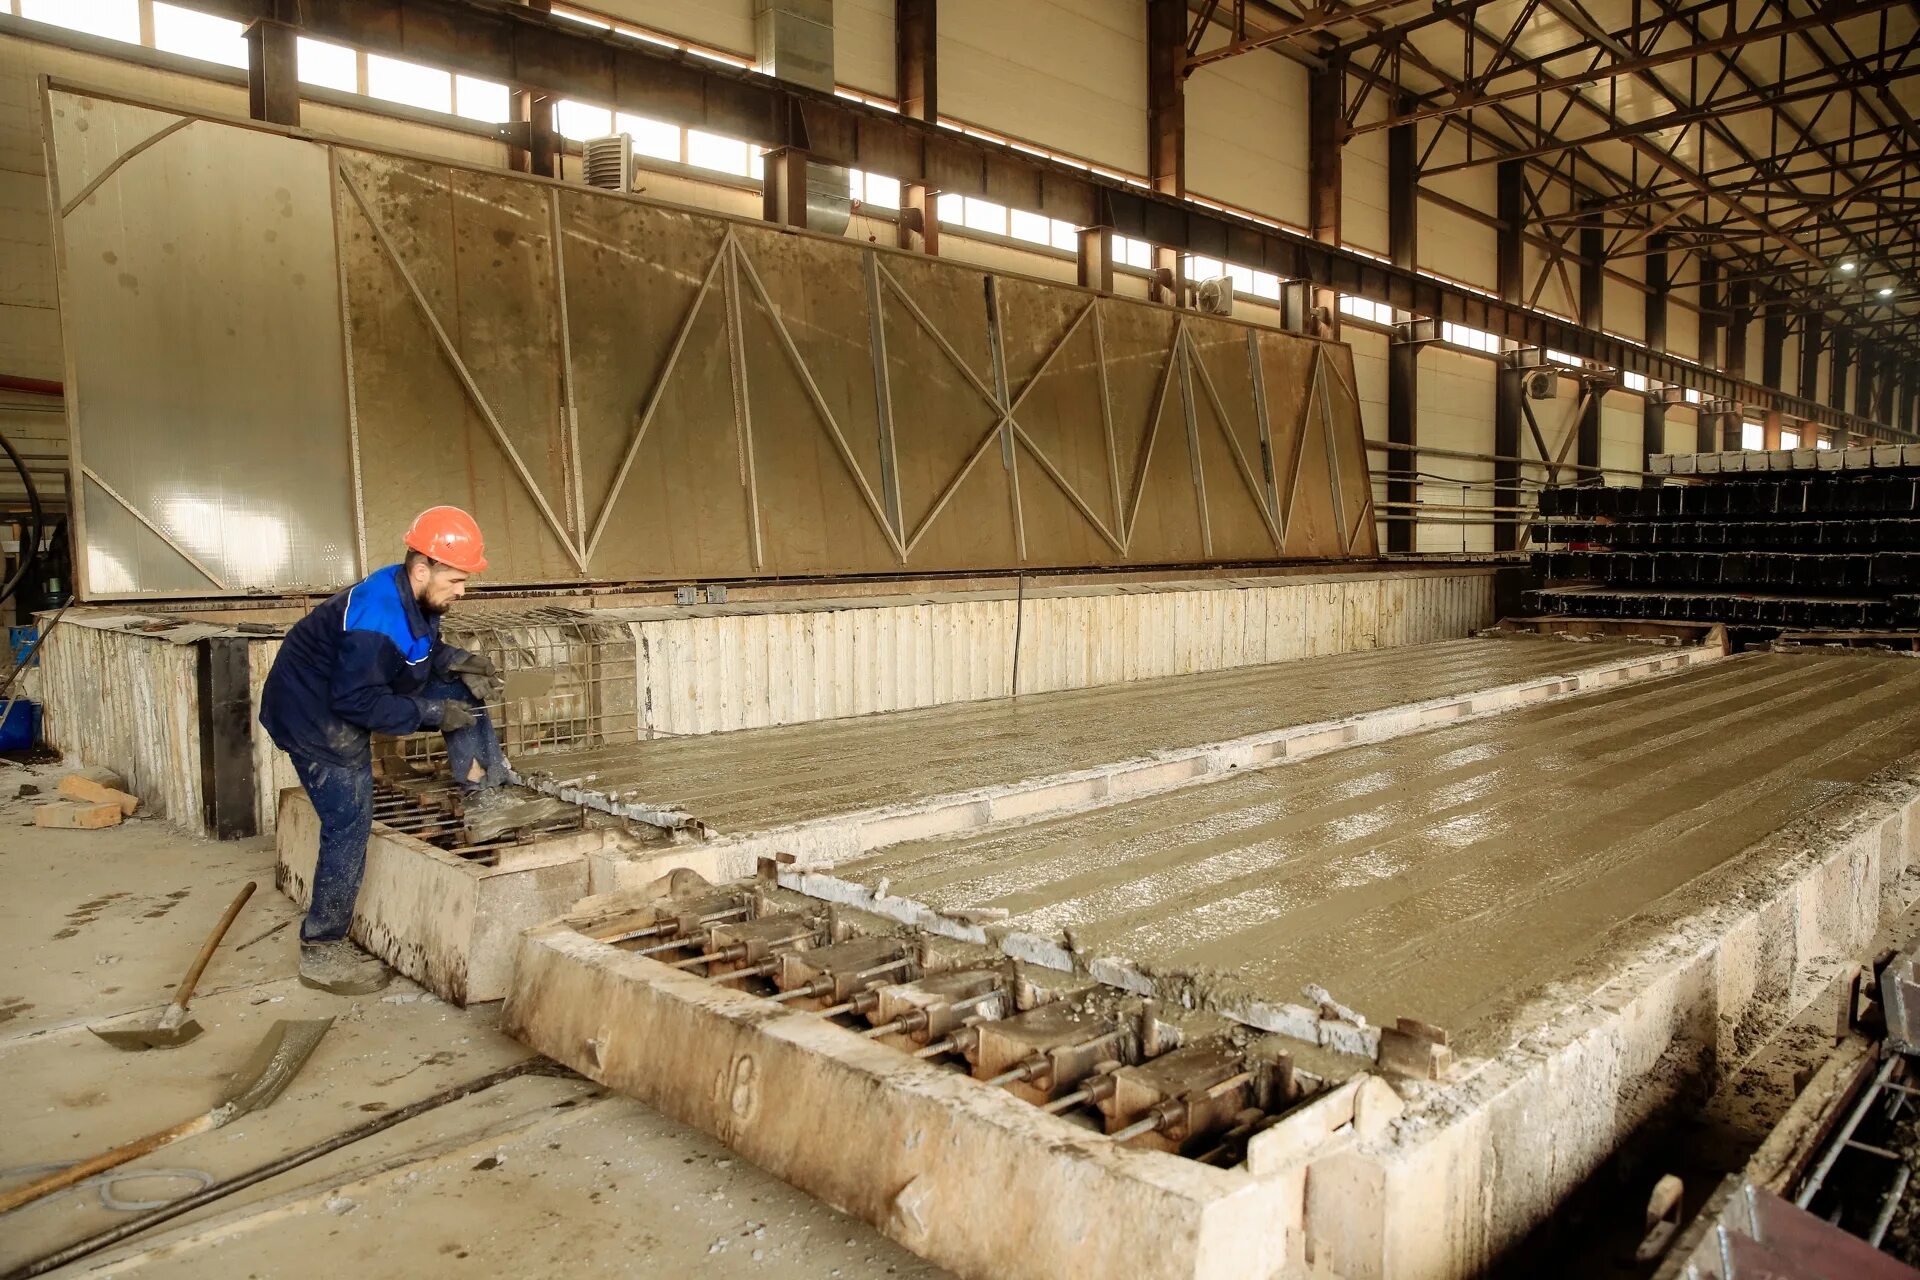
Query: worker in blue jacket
[{"left": 260, "top": 506, "right": 507, "bottom": 995}]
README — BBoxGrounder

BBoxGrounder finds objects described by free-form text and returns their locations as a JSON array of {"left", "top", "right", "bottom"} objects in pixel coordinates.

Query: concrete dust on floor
[{"left": 0, "top": 764, "right": 939, "bottom": 1279}]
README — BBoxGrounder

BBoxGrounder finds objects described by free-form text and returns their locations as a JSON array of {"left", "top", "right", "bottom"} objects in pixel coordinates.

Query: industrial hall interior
[{"left": 9, "top": 0, "right": 1920, "bottom": 1277}]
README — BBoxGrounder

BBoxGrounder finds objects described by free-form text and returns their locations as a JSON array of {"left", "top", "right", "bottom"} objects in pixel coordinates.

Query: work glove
[
  {"left": 447, "top": 652, "right": 505, "bottom": 704},
  {"left": 437, "top": 700, "right": 477, "bottom": 732}
]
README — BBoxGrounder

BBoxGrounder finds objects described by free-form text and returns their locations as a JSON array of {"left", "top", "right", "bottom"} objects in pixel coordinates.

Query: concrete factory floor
[
  {"left": 0, "top": 768, "right": 938, "bottom": 1279},
  {"left": 527, "top": 633, "right": 1648, "bottom": 830},
  {"left": 843, "top": 649, "right": 1920, "bottom": 1056}
]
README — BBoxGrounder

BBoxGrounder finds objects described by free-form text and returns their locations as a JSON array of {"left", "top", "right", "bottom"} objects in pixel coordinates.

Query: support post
[
  {"left": 1726, "top": 282, "right": 1751, "bottom": 450},
  {"left": 1697, "top": 255, "right": 1721, "bottom": 452},
  {"left": 1761, "top": 301, "right": 1787, "bottom": 391},
  {"left": 1308, "top": 60, "right": 1345, "bottom": 338},
  {"left": 1077, "top": 226, "right": 1114, "bottom": 293},
  {"left": 763, "top": 147, "right": 810, "bottom": 228},
  {"left": 1832, "top": 329, "right": 1853, "bottom": 413},
  {"left": 511, "top": 91, "right": 558, "bottom": 177},
  {"left": 1577, "top": 202, "right": 1603, "bottom": 470},
  {"left": 1800, "top": 312, "right": 1823, "bottom": 402},
  {"left": 244, "top": 18, "right": 300, "bottom": 126},
  {"left": 1146, "top": 0, "right": 1185, "bottom": 305},
  {"left": 1493, "top": 159, "right": 1524, "bottom": 548},
  {"left": 1641, "top": 232, "right": 1668, "bottom": 483},
  {"left": 508, "top": 0, "right": 556, "bottom": 177},
  {"left": 896, "top": 0, "right": 938, "bottom": 255},
  {"left": 1385, "top": 98, "right": 1417, "bottom": 553}
]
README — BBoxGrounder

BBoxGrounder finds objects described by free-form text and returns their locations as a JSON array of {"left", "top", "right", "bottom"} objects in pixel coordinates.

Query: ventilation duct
[{"left": 754, "top": 0, "right": 851, "bottom": 236}]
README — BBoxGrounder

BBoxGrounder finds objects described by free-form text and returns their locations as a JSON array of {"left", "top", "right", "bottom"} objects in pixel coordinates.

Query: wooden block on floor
[
  {"left": 35, "top": 801, "right": 124, "bottom": 829},
  {"left": 56, "top": 773, "right": 139, "bottom": 816}
]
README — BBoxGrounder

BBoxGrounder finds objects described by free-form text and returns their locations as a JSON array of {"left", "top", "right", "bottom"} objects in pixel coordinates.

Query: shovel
[
  {"left": 90, "top": 881, "right": 256, "bottom": 1051},
  {"left": 0, "top": 1016, "right": 332, "bottom": 1216}
]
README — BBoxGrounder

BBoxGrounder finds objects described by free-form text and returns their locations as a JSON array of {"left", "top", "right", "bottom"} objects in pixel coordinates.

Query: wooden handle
[
  {"left": 0, "top": 1112, "right": 215, "bottom": 1215},
  {"left": 169, "top": 882, "right": 257, "bottom": 1011}
]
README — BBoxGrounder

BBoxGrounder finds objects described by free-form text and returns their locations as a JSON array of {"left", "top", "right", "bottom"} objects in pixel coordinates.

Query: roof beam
[{"left": 1346, "top": 0, "right": 1899, "bottom": 137}]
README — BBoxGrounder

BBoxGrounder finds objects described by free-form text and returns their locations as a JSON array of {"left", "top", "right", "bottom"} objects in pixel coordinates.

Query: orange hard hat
[{"left": 404, "top": 506, "right": 489, "bottom": 573}]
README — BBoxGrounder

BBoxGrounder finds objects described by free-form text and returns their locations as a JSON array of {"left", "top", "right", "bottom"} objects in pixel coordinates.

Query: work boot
[
  {"left": 460, "top": 785, "right": 575, "bottom": 844},
  {"left": 298, "top": 940, "right": 391, "bottom": 995}
]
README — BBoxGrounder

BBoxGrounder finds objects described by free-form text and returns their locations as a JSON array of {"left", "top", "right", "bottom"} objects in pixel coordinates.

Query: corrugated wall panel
[
  {"left": 617, "top": 572, "right": 1496, "bottom": 736},
  {"left": 39, "top": 620, "right": 202, "bottom": 825}
]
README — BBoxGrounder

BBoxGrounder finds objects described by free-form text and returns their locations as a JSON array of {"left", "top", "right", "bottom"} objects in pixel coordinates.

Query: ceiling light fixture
[
  {"left": 1840, "top": 261, "right": 1858, "bottom": 273},
  {"left": 1879, "top": 287, "right": 1895, "bottom": 298}
]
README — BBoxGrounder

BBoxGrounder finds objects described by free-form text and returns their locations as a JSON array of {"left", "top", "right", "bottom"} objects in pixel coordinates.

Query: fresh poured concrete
[
  {"left": 526, "top": 634, "right": 1651, "bottom": 835},
  {"left": 839, "top": 650, "right": 1920, "bottom": 1055}
]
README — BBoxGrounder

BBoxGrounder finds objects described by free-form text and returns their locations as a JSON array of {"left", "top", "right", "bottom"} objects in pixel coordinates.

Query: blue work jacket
[{"left": 259, "top": 564, "right": 470, "bottom": 768}]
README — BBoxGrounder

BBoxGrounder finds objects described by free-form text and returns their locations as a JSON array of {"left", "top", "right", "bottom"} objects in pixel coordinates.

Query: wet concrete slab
[
  {"left": 838, "top": 651, "right": 1920, "bottom": 1055},
  {"left": 523, "top": 635, "right": 1650, "bottom": 834}
]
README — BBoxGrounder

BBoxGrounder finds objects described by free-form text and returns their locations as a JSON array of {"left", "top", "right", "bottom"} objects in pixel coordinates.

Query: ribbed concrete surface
[
  {"left": 528, "top": 634, "right": 1642, "bottom": 833},
  {"left": 841, "top": 651, "right": 1920, "bottom": 1052},
  {"left": 626, "top": 570, "right": 1495, "bottom": 734}
]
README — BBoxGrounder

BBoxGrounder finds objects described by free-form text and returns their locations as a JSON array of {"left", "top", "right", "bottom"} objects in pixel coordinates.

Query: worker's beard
[{"left": 414, "top": 581, "right": 458, "bottom": 617}]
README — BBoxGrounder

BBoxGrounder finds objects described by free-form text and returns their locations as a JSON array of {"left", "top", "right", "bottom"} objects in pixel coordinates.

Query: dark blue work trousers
[{"left": 293, "top": 679, "right": 507, "bottom": 943}]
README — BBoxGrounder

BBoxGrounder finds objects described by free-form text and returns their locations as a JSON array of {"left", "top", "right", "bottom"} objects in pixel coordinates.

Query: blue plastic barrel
[{"left": 0, "top": 698, "right": 38, "bottom": 751}]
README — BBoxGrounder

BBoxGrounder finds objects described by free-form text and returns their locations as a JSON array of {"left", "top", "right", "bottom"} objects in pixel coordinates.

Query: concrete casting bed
[
  {"left": 274, "top": 789, "right": 609, "bottom": 1004},
  {"left": 523, "top": 634, "right": 1715, "bottom": 885},
  {"left": 816, "top": 649, "right": 1920, "bottom": 1274},
  {"left": 280, "top": 636, "right": 1711, "bottom": 1006}
]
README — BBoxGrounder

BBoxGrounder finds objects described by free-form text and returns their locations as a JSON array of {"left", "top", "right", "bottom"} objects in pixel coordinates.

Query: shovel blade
[
  {"left": 219, "top": 1017, "right": 333, "bottom": 1115},
  {"left": 88, "top": 1018, "right": 205, "bottom": 1051}
]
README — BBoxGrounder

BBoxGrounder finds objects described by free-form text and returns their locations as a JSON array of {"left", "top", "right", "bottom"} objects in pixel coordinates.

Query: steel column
[
  {"left": 1494, "top": 158, "right": 1524, "bottom": 548},
  {"left": 1698, "top": 255, "right": 1722, "bottom": 451},
  {"left": 1726, "top": 281, "right": 1751, "bottom": 449},
  {"left": 1641, "top": 232, "right": 1668, "bottom": 482},
  {"left": 1761, "top": 301, "right": 1787, "bottom": 391},
  {"left": 1385, "top": 98, "right": 1417, "bottom": 553},
  {"left": 1577, "top": 203, "right": 1603, "bottom": 470},
  {"left": 1833, "top": 329, "right": 1854, "bottom": 413},
  {"left": 1308, "top": 60, "right": 1345, "bottom": 338},
  {"left": 1077, "top": 226, "right": 1113, "bottom": 293},
  {"left": 1800, "top": 312, "right": 1824, "bottom": 403},
  {"left": 763, "top": 147, "right": 810, "bottom": 228},
  {"left": 243, "top": 17, "right": 299, "bottom": 126},
  {"left": 1146, "top": 0, "right": 1185, "bottom": 305},
  {"left": 895, "top": 0, "right": 938, "bottom": 255}
]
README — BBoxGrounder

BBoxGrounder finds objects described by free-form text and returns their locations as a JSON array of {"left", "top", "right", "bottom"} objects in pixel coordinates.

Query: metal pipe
[
  {"left": 1108, "top": 1111, "right": 1166, "bottom": 1143},
  {"left": 603, "top": 906, "right": 748, "bottom": 946},
  {"left": 1869, "top": 1164, "right": 1911, "bottom": 1248},
  {"left": 706, "top": 961, "right": 778, "bottom": 984},
  {"left": 672, "top": 932, "right": 814, "bottom": 970},
  {"left": 1797, "top": 1054, "right": 1900, "bottom": 1208},
  {"left": 986, "top": 1057, "right": 1043, "bottom": 1088}
]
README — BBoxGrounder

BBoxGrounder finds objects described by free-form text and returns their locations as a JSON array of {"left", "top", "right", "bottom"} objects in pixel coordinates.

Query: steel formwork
[{"left": 43, "top": 83, "right": 1377, "bottom": 601}]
